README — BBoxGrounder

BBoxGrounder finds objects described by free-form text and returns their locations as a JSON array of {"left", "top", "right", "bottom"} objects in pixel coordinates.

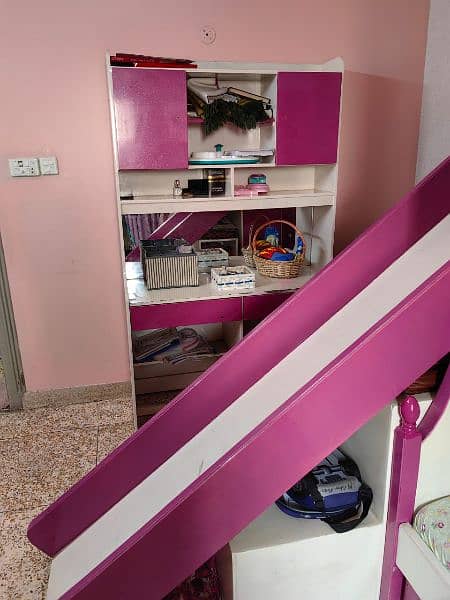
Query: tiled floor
[{"left": 0, "top": 396, "right": 136, "bottom": 599}]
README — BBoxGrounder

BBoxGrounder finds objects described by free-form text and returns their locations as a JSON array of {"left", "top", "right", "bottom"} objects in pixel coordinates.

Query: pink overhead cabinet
[
  {"left": 276, "top": 72, "right": 342, "bottom": 165},
  {"left": 112, "top": 68, "right": 188, "bottom": 170}
]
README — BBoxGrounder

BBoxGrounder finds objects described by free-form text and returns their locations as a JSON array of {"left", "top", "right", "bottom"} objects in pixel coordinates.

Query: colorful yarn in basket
[{"left": 252, "top": 219, "right": 306, "bottom": 278}]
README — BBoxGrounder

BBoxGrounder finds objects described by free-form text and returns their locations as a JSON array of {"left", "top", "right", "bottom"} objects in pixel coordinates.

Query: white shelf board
[
  {"left": 190, "top": 60, "right": 342, "bottom": 73},
  {"left": 187, "top": 162, "right": 276, "bottom": 170},
  {"left": 121, "top": 189, "right": 335, "bottom": 214},
  {"left": 112, "top": 61, "right": 342, "bottom": 76},
  {"left": 126, "top": 258, "right": 317, "bottom": 306},
  {"left": 230, "top": 504, "right": 381, "bottom": 553}
]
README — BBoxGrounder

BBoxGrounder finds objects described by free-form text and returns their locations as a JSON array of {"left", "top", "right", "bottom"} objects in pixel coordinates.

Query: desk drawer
[
  {"left": 242, "top": 292, "right": 292, "bottom": 321},
  {"left": 130, "top": 298, "right": 242, "bottom": 330}
]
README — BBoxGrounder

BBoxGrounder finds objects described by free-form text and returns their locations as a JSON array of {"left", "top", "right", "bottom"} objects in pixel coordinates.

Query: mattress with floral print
[{"left": 414, "top": 496, "right": 450, "bottom": 570}]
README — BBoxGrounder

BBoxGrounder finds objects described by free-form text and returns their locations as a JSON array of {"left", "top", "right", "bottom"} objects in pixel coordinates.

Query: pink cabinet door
[
  {"left": 243, "top": 292, "right": 292, "bottom": 321},
  {"left": 112, "top": 68, "right": 188, "bottom": 170},
  {"left": 276, "top": 72, "right": 342, "bottom": 165}
]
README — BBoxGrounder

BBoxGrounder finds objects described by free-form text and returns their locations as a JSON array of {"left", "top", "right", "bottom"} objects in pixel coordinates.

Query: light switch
[
  {"left": 39, "top": 156, "right": 59, "bottom": 175},
  {"left": 8, "top": 158, "right": 40, "bottom": 177}
]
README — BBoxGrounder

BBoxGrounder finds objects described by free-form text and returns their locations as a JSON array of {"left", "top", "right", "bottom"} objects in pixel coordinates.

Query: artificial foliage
[
  {"left": 202, "top": 98, "right": 269, "bottom": 135},
  {"left": 188, "top": 89, "right": 270, "bottom": 136}
]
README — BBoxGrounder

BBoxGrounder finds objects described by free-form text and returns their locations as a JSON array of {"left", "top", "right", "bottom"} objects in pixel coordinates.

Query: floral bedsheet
[{"left": 414, "top": 496, "right": 450, "bottom": 570}]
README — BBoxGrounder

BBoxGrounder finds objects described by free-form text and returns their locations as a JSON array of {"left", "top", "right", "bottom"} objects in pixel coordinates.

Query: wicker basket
[
  {"left": 403, "top": 367, "right": 438, "bottom": 395},
  {"left": 242, "top": 215, "right": 271, "bottom": 268},
  {"left": 242, "top": 246, "right": 256, "bottom": 268},
  {"left": 252, "top": 219, "right": 306, "bottom": 279}
]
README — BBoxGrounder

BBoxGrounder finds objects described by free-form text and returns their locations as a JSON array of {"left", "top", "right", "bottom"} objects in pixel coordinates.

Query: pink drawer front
[
  {"left": 130, "top": 298, "right": 242, "bottom": 330},
  {"left": 243, "top": 292, "right": 292, "bottom": 321}
]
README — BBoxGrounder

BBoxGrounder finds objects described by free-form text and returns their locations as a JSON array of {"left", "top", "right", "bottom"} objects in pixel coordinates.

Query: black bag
[{"left": 276, "top": 449, "right": 373, "bottom": 533}]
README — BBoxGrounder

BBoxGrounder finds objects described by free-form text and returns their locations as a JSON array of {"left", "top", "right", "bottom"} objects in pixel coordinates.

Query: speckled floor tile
[
  {"left": 0, "top": 507, "right": 50, "bottom": 599},
  {"left": 0, "top": 396, "right": 134, "bottom": 440},
  {"left": 0, "top": 403, "right": 99, "bottom": 440},
  {"left": 0, "top": 438, "right": 19, "bottom": 470},
  {"left": 97, "top": 422, "right": 136, "bottom": 463},
  {"left": 0, "top": 392, "right": 136, "bottom": 597},
  {"left": 95, "top": 396, "right": 135, "bottom": 427},
  {"left": 0, "top": 428, "right": 98, "bottom": 512}
]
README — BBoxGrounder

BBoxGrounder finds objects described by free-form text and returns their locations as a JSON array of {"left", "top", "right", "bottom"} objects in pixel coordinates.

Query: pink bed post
[{"left": 379, "top": 395, "right": 422, "bottom": 600}]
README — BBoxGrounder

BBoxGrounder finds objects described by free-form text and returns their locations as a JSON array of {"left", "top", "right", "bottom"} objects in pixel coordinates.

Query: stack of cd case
[{"left": 140, "top": 239, "right": 199, "bottom": 290}]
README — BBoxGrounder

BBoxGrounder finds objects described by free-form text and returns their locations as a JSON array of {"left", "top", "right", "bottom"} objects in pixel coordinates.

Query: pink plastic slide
[{"left": 28, "top": 158, "right": 450, "bottom": 600}]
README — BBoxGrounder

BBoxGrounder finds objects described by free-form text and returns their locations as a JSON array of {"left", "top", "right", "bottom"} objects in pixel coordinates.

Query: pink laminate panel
[
  {"left": 112, "top": 68, "right": 188, "bottom": 170},
  {"left": 59, "top": 265, "right": 450, "bottom": 600},
  {"left": 130, "top": 298, "right": 242, "bottom": 330},
  {"left": 276, "top": 72, "right": 342, "bottom": 165},
  {"left": 126, "top": 211, "right": 227, "bottom": 261},
  {"left": 242, "top": 292, "right": 292, "bottom": 321},
  {"left": 154, "top": 211, "right": 227, "bottom": 244},
  {"left": 402, "top": 582, "right": 421, "bottom": 600},
  {"left": 28, "top": 158, "right": 450, "bottom": 557}
]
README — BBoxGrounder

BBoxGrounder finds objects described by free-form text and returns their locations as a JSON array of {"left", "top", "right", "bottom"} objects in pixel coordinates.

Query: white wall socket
[
  {"left": 39, "top": 156, "right": 59, "bottom": 175},
  {"left": 8, "top": 158, "right": 40, "bottom": 177}
]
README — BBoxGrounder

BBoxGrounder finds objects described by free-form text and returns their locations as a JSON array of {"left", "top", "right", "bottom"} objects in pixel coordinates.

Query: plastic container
[{"left": 248, "top": 173, "right": 267, "bottom": 184}]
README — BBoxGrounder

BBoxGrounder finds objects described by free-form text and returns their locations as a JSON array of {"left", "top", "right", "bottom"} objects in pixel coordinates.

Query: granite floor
[{"left": 0, "top": 396, "right": 136, "bottom": 599}]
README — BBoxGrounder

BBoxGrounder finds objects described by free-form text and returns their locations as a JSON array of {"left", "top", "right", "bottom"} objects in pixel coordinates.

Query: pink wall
[{"left": 0, "top": 0, "right": 429, "bottom": 392}]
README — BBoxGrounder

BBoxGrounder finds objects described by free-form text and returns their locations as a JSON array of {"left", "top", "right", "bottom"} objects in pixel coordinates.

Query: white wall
[{"left": 416, "top": 0, "right": 450, "bottom": 181}]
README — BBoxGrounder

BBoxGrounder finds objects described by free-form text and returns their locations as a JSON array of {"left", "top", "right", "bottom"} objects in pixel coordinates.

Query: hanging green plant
[{"left": 202, "top": 98, "right": 269, "bottom": 135}]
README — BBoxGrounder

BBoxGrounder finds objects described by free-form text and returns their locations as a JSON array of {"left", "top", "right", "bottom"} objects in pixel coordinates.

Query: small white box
[
  {"left": 211, "top": 265, "right": 256, "bottom": 291},
  {"left": 196, "top": 247, "right": 229, "bottom": 271}
]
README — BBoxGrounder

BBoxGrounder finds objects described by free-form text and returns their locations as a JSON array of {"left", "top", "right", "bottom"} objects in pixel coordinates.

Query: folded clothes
[
  {"left": 133, "top": 328, "right": 178, "bottom": 362},
  {"left": 133, "top": 327, "right": 214, "bottom": 364}
]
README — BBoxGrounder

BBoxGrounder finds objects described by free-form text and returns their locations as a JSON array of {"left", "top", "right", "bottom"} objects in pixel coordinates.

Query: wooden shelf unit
[{"left": 108, "top": 56, "right": 343, "bottom": 405}]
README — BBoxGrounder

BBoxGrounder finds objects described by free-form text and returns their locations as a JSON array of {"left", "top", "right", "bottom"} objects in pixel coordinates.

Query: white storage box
[
  {"left": 196, "top": 247, "right": 229, "bottom": 271},
  {"left": 211, "top": 266, "right": 256, "bottom": 291}
]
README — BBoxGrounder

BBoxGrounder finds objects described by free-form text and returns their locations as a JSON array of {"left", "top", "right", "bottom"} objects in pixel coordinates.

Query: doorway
[{"left": 0, "top": 232, "right": 24, "bottom": 410}]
